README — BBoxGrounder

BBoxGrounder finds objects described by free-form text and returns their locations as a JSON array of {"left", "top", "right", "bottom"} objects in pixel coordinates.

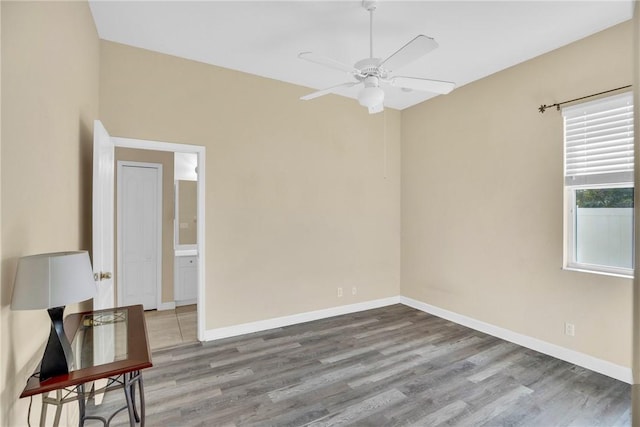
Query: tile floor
[{"left": 144, "top": 304, "right": 197, "bottom": 351}]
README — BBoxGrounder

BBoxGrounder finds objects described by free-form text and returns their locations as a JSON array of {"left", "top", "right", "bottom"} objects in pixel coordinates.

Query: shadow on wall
[
  {"left": 78, "top": 117, "right": 93, "bottom": 254},
  {"left": 0, "top": 118, "right": 95, "bottom": 425},
  {"left": 0, "top": 256, "right": 48, "bottom": 426},
  {"left": 0, "top": 256, "right": 19, "bottom": 426}
]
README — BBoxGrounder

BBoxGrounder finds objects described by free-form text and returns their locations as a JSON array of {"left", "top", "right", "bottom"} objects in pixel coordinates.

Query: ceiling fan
[{"left": 299, "top": 0, "right": 455, "bottom": 114}]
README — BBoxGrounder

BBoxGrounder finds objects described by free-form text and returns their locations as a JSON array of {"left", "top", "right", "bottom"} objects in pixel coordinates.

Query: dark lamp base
[{"left": 40, "top": 306, "right": 74, "bottom": 381}]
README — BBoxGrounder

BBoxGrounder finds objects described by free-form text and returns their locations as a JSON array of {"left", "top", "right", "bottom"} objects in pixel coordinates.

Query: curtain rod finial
[{"left": 539, "top": 105, "right": 547, "bottom": 113}]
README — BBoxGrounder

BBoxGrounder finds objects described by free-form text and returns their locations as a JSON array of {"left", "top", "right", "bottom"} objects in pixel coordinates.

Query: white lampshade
[
  {"left": 358, "top": 86, "right": 385, "bottom": 108},
  {"left": 11, "top": 251, "right": 97, "bottom": 310}
]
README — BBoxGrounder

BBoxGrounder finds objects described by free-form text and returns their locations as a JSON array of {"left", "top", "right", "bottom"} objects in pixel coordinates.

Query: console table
[{"left": 20, "top": 305, "right": 153, "bottom": 427}]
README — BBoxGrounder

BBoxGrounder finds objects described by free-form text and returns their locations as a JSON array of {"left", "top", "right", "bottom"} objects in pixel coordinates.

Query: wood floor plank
[
  {"left": 95, "top": 304, "right": 629, "bottom": 426},
  {"left": 308, "top": 389, "right": 407, "bottom": 427},
  {"left": 406, "top": 399, "right": 468, "bottom": 426}
]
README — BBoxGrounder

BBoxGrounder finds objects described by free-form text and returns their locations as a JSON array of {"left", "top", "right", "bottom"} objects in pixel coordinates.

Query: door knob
[{"left": 94, "top": 272, "right": 112, "bottom": 281}]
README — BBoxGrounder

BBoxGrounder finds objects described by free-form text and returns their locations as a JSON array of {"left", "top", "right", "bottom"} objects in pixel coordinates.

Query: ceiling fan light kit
[
  {"left": 359, "top": 86, "right": 384, "bottom": 108},
  {"left": 299, "top": 0, "right": 455, "bottom": 114},
  {"left": 358, "top": 76, "right": 384, "bottom": 109}
]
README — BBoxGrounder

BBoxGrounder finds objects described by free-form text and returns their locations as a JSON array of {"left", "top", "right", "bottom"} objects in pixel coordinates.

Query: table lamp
[{"left": 11, "top": 251, "right": 97, "bottom": 380}]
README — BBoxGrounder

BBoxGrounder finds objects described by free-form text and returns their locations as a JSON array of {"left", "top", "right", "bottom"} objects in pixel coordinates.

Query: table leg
[
  {"left": 41, "top": 389, "right": 79, "bottom": 427},
  {"left": 123, "top": 373, "right": 136, "bottom": 427},
  {"left": 125, "top": 371, "right": 146, "bottom": 426},
  {"left": 138, "top": 373, "right": 146, "bottom": 427},
  {"left": 76, "top": 383, "right": 86, "bottom": 427},
  {"left": 39, "top": 392, "right": 49, "bottom": 427},
  {"left": 40, "top": 390, "right": 64, "bottom": 427},
  {"left": 130, "top": 372, "right": 140, "bottom": 423},
  {"left": 32, "top": 372, "right": 147, "bottom": 427}
]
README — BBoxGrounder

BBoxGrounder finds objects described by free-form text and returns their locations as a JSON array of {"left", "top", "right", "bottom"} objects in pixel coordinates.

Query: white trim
[
  {"left": 174, "top": 181, "right": 179, "bottom": 251},
  {"left": 157, "top": 301, "right": 176, "bottom": 311},
  {"left": 563, "top": 266, "right": 634, "bottom": 280},
  {"left": 176, "top": 299, "right": 197, "bottom": 307},
  {"left": 112, "top": 136, "right": 203, "bottom": 154},
  {"left": 196, "top": 149, "right": 205, "bottom": 341},
  {"left": 203, "top": 297, "right": 401, "bottom": 341},
  {"left": 112, "top": 136, "right": 206, "bottom": 343},
  {"left": 400, "top": 296, "right": 632, "bottom": 384},
  {"left": 175, "top": 249, "right": 198, "bottom": 257},
  {"left": 116, "top": 161, "right": 163, "bottom": 310}
]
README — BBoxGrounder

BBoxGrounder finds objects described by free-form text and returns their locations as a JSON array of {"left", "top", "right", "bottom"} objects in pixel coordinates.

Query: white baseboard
[
  {"left": 176, "top": 299, "right": 197, "bottom": 307},
  {"left": 400, "top": 296, "right": 632, "bottom": 384},
  {"left": 201, "top": 294, "right": 631, "bottom": 383},
  {"left": 157, "top": 301, "right": 176, "bottom": 311},
  {"left": 204, "top": 296, "right": 401, "bottom": 341}
]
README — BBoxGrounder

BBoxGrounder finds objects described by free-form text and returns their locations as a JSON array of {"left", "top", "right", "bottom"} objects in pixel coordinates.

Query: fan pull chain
[{"left": 383, "top": 110, "right": 388, "bottom": 179}]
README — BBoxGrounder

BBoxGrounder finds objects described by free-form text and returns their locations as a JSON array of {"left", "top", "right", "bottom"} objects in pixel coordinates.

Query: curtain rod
[{"left": 538, "top": 85, "right": 632, "bottom": 113}]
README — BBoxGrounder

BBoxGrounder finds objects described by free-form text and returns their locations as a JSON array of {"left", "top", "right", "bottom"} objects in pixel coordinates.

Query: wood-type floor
[
  {"left": 99, "top": 304, "right": 630, "bottom": 426},
  {"left": 145, "top": 304, "right": 197, "bottom": 350}
]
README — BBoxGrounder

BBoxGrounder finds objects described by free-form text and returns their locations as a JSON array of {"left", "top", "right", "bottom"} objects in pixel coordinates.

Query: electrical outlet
[
  {"left": 352, "top": 286, "right": 357, "bottom": 295},
  {"left": 564, "top": 322, "right": 575, "bottom": 337},
  {"left": 337, "top": 287, "right": 343, "bottom": 297}
]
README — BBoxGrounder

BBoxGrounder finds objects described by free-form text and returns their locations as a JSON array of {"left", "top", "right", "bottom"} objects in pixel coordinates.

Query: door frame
[
  {"left": 116, "top": 161, "right": 163, "bottom": 310},
  {"left": 112, "top": 136, "right": 206, "bottom": 342}
]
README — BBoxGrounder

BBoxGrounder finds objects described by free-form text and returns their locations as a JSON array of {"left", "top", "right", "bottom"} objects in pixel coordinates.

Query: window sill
[{"left": 563, "top": 265, "right": 633, "bottom": 279}]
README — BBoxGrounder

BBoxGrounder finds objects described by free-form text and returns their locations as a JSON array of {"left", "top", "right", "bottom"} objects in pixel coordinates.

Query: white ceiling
[{"left": 89, "top": 1, "right": 634, "bottom": 111}]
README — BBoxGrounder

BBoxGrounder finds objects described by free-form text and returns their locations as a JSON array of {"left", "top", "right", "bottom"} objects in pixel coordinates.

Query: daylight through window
[{"left": 563, "top": 92, "right": 634, "bottom": 277}]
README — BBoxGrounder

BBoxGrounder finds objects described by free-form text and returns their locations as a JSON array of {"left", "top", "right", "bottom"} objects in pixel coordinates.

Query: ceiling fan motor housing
[
  {"left": 354, "top": 58, "right": 388, "bottom": 80},
  {"left": 363, "top": 0, "right": 377, "bottom": 12},
  {"left": 362, "top": 75, "right": 380, "bottom": 88}
]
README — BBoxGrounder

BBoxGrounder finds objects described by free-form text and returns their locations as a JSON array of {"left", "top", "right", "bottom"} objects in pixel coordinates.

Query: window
[{"left": 563, "top": 92, "right": 634, "bottom": 277}]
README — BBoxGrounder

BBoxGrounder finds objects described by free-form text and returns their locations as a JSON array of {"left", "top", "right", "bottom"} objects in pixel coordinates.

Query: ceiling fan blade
[
  {"left": 390, "top": 76, "right": 455, "bottom": 95},
  {"left": 298, "top": 52, "right": 358, "bottom": 74},
  {"left": 300, "top": 82, "right": 360, "bottom": 101},
  {"left": 379, "top": 35, "right": 438, "bottom": 72}
]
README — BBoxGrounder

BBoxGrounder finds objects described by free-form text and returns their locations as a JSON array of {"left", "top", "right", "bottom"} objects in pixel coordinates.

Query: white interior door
[
  {"left": 91, "top": 121, "right": 116, "bottom": 400},
  {"left": 92, "top": 120, "right": 115, "bottom": 310},
  {"left": 117, "top": 162, "right": 162, "bottom": 310}
]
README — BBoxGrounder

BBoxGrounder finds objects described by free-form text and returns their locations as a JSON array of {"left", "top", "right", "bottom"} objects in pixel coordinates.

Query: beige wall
[
  {"left": 402, "top": 22, "right": 634, "bottom": 367},
  {"left": 99, "top": 41, "right": 402, "bottom": 329},
  {"left": 114, "top": 148, "right": 175, "bottom": 304},
  {"left": 0, "top": 2, "right": 634, "bottom": 424},
  {"left": 1, "top": 1, "right": 99, "bottom": 425},
  {"left": 178, "top": 180, "right": 197, "bottom": 245}
]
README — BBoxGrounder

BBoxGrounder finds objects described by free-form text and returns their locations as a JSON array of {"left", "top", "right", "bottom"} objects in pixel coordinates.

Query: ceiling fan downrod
[{"left": 363, "top": 0, "right": 377, "bottom": 59}]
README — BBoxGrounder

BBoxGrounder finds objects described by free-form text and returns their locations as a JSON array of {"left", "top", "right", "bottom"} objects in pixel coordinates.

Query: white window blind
[{"left": 563, "top": 92, "right": 634, "bottom": 186}]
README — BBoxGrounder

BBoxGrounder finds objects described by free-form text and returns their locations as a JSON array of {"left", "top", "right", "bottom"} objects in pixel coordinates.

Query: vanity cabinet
[{"left": 175, "top": 255, "right": 197, "bottom": 305}]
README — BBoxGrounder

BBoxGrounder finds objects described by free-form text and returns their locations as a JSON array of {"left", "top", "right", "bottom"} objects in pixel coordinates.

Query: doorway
[
  {"left": 112, "top": 135, "right": 205, "bottom": 343},
  {"left": 117, "top": 161, "right": 163, "bottom": 310},
  {"left": 92, "top": 121, "right": 205, "bottom": 348}
]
